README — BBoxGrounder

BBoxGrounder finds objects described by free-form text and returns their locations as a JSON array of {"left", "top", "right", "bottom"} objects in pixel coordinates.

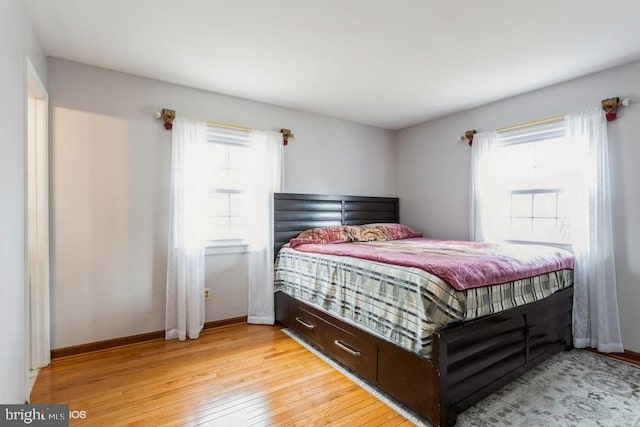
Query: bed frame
[{"left": 273, "top": 193, "right": 573, "bottom": 426}]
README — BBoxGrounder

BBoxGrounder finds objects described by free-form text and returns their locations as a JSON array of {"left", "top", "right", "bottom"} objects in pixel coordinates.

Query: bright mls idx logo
[{"left": 1, "top": 405, "right": 69, "bottom": 426}]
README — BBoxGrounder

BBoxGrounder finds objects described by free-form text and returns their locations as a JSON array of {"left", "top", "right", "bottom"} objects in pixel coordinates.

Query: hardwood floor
[
  {"left": 31, "top": 324, "right": 411, "bottom": 426},
  {"left": 589, "top": 348, "right": 640, "bottom": 367}
]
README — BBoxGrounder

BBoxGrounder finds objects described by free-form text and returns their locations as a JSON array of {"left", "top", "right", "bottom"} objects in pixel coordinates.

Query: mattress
[{"left": 274, "top": 243, "right": 573, "bottom": 358}]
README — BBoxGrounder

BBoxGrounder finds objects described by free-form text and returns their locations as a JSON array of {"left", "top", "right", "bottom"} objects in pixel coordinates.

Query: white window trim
[
  {"left": 505, "top": 239, "right": 573, "bottom": 252},
  {"left": 205, "top": 239, "right": 249, "bottom": 255}
]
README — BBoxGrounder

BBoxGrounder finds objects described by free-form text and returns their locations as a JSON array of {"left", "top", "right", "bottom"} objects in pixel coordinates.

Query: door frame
[{"left": 25, "top": 57, "right": 50, "bottom": 400}]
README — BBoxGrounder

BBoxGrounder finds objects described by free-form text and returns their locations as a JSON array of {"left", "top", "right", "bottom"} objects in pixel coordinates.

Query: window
[
  {"left": 509, "top": 189, "right": 570, "bottom": 243},
  {"left": 205, "top": 126, "right": 251, "bottom": 244},
  {"left": 491, "top": 123, "right": 583, "bottom": 245}
]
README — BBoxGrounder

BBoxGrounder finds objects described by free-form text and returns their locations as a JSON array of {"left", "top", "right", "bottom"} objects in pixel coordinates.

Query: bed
[{"left": 273, "top": 193, "right": 573, "bottom": 426}]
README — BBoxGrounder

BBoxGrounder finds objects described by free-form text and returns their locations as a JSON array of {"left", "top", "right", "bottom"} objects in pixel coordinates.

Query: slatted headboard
[{"left": 273, "top": 193, "right": 399, "bottom": 256}]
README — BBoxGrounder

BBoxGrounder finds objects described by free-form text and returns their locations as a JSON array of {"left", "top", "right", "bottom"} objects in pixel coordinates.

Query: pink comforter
[{"left": 289, "top": 238, "right": 574, "bottom": 291}]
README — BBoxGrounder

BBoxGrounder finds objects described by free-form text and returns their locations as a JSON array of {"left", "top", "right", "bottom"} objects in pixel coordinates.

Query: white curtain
[
  {"left": 469, "top": 131, "right": 502, "bottom": 242},
  {"left": 166, "top": 117, "right": 208, "bottom": 340},
  {"left": 247, "top": 130, "right": 284, "bottom": 324},
  {"left": 566, "top": 108, "right": 623, "bottom": 352},
  {"left": 470, "top": 110, "right": 622, "bottom": 352}
]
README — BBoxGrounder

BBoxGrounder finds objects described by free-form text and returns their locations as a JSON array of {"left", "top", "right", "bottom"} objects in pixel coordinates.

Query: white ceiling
[{"left": 25, "top": 0, "right": 640, "bottom": 130}]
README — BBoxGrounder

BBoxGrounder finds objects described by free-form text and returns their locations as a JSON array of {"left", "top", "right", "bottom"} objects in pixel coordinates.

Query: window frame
[
  {"left": 204, "top": 126, "right": 251, "bottom": 254},
  {"left": 496, "top": 123, "right": 574, "bottom": 249}
]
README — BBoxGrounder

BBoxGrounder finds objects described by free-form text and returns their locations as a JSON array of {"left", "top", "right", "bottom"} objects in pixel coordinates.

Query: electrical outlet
[{"left": 204, "top": 288, "right": 211, "bottom": 300}]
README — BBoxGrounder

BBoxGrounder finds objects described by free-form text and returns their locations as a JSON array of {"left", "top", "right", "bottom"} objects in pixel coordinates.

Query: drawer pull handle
[
  {"left": 295, "top": 317, "right": 315, "bottom": 330},
  {"left": 334, "top": 340, "right": 362, "bottom": 357}
]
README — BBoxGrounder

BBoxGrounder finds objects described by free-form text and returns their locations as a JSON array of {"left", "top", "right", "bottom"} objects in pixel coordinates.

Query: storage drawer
[
  {"left": 284, "top": 296, "right": 378, "bottom": 383},
  {"left": 324, "top": 324, "right": 377, "bottom": 381},
  {"left": 289, "top": 304, "right": 327, "bottom": 348}
]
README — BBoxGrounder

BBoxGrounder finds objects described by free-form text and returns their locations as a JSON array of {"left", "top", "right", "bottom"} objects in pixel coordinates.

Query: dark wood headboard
[{"left": 273, "top": 193, "right": 399, "bottom": 255}]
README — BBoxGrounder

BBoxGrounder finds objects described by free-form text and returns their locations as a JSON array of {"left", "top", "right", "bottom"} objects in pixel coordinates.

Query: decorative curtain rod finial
[
  {"left": 458, "top": 129, "right": 477, "bottom": 146},
  {"left": 158, "top": 108, "right": 176, "bottom": 130},
  {"left": 280, "top": 128, "right": 294, "bottom": 146},
  {"left": 601, "top": 97, "right": 630, "bottom": 122}
]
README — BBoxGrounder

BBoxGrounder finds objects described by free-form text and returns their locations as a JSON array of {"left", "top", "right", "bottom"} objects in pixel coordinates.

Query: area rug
[{"left": 283, "top": 329, "right": 640, "bottom": 426}]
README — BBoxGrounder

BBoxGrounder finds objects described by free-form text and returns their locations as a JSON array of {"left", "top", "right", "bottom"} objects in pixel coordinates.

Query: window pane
[
  {"left": 228, "top": 145, "right": 248, "bottom": 170},
  {"left": 534, "top": 139, "right": 561, "bottom": 171},
  {"left": 502, "top": 143, "right": 535, "bottom": 179},
  {"left": 208, "top": 194, "right": 248, "bottom": 240},
  {"left": 207, "top": 142, "right": 250, "bottom": 191},
  {"left": 209, "top": 216, "right": 230, "bottom": 240},
  {"left": 230, "top": 193, "right": 247, "bottom": 217},
  {"left": 557, "top": 218, "right": 571, "bottom": 243},
  {"left": 532, "top": 218, "right": 557, "bottom": 242},
  {"left": 208, "top": 144, "right": 230, "bottom": 170},
  {"left": 557, "top": 192, "right": 572, "bottom": 218},
  {"left": 226, "top": 170, "right": 245, "bottom": 191},
  {"left": 511, "top": 194, "right": 532, "bottom": 217},
  {"left": 211, "top": 169, "right": 229, "bottom": 189},
  {"left": 510, "top": 218, "right": 531, "bottom": 240},
  {"left": 229, "top": 218, "right": 247, "bottom": 237},
  {"left": 210, "top": 192, "right": 230, "bottom": 216},
  {"left": 533, "top": 193, "right": 557, "bottom": 218}
]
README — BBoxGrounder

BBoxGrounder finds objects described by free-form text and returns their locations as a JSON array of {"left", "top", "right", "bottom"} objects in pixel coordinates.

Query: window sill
[
  {"left": 205, "top": 240, "right": 249, "bottom": 255},
  {"left": 506, "top": 239, "right": 573, "bottom": 252}
]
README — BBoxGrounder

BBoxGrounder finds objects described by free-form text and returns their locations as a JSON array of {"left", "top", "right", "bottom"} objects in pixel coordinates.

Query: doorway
[{"left": 26, "top": 58, "right": 50, "bottom": 398}]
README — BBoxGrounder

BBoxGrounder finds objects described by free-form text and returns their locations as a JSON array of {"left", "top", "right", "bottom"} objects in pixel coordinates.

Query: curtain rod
[
  {"left": 156, "top": 108, "right": 295, "bottom": 145},
  {"left": 498, "top": 96, "right": 630, "bottom": 133},
  {"left": 156, "top": 108, "right": 252, "bottom": 132},
  {"left": 497, "top": 115, "right": 564, "bottom": 134},
  {"left": 206, "top": 121, "right": 252, "bottom": 133},
  {"left": 460, "top": 97, "right": 629, "bottom": 145}
]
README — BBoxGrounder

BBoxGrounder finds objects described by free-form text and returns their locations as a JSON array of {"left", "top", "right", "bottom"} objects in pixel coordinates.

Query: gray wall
[
  {"left": 0, "top": 0, "right": 47, "bottom": 403},
  {"left": 48, "top": 58, "right": 396, "bottom": 349},
  {"left": 45, "top": 44, "right": 640, "bottom": 354},
  {"left": 397, "top": 60, "right": 640, "bottom": 352}
]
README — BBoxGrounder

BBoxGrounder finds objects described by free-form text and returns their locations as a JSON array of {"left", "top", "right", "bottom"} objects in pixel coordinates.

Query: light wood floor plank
[{"left": 31, "top": 324, "right": 411, "bottom": 426}]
